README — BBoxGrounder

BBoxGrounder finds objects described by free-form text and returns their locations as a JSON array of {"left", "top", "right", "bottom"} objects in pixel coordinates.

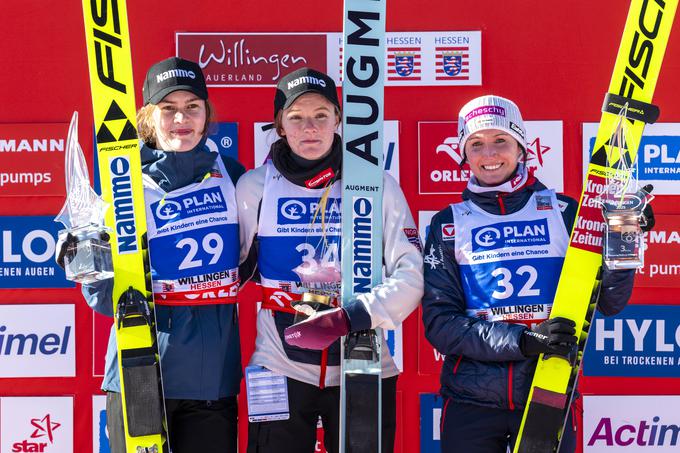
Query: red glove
[{"left": 284, "top": 308, "right": 350, "bottom": 350}]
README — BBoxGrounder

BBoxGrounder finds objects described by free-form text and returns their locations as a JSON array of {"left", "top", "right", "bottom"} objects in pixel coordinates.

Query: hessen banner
[
  {"left": 582, "top": 123, "right": 680, "bottom": 195},
  {"left": 584, "top": 305, "right": 680, "bottom": 378},
  {"left": 0, "top": 123, "right": 68, "bottom": 198},
  {"left": 0, "top": 216, "right": 72, "bottom": 288},
  {"left": 583, "top": 395, "right": 680, "bottom": 451},
  {"left": 418, "top": 121, "right": 563, "bottom": 194}
]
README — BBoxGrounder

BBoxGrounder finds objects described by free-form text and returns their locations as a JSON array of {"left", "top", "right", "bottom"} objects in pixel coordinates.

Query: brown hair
[{"left": 136, "top": 99, "right": 216, "bottom": 147}]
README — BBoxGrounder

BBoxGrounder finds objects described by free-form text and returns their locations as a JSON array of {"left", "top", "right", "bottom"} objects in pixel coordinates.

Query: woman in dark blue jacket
[
  {"left": 422, "top": 95, "right": 638, "bottom": 453},
  {"left": 81, "top": 57, "right": 244, "bottom": 453}
]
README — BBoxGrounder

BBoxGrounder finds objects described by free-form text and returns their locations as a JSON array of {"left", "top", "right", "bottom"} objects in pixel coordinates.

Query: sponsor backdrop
[
  {"left": 2, "top": 1, "right": 680, "bottom": 453},
  {"left": 583, "top": 396, "right": 680, "bottom": 451}
]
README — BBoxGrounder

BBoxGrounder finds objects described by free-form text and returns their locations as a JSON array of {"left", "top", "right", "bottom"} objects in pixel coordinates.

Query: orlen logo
[
  {"left": 588, "top": 416, "right": 680, "bottom": 447},
  {"left": 12, "top": 414, "right": 61, "bottom": 452},
  {"left": 277, "top": 197, "right": 341, "bottom": 225},
  {"left": 418, "top": 122, "right": 470, "bottom": 194},
  {"left": 151, "top": 187, "right": 226, "bottom": 228},
  {"left": 109, "top": 156, "right": 138, "bottom": 254},
  {"left": 472, "top": 219, "right": 550, "bottom": 252}
]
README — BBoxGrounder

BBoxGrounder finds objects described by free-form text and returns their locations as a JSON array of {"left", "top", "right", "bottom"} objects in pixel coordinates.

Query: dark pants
[
  {"left": 440, "top": 399, "right": 576, "bottom": 453},
  {"left": 247, "top": 375, "right": 398, "bottom": 453},
  {"left": 106, "top": 392, "right": 238, "bottom": 453}
]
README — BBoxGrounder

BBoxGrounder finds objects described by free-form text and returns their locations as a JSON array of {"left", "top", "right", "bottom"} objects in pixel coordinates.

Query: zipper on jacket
[
  {"left": 497, "top": 193, "right": 507, "bottom": 214},
  {"left": 452, "top": 355, "right": 463, "bottom": 374},
  {"left": 507, "top": 362, "right": 515, "bottom": 410}
]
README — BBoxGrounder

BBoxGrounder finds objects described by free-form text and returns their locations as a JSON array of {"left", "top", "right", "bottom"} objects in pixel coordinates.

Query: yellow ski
[
  {"left": 82, "top": 1, "right": 166, "bottom": 451},
  {"left": 514, "top": 1, "right": 677, "bottom": 451}
]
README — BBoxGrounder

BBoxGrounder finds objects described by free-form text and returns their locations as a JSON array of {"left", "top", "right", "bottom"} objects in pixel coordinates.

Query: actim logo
[{"left": 588, "top": 416, "right": 680, "bottom": 447}]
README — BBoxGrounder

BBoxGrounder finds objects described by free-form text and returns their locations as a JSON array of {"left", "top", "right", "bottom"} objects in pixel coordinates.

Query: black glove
[
  {"left": 54, "top": 231, "right": 111, "bottom": 270},
  {"left": 55, "top": 233, "right": 79, "bottom": 270},
  {"left": 520, "top": 317, "right": 577, "bottom": 358},
  {"left": 640, "top": 184, "right": 655, "bottom": 232}
]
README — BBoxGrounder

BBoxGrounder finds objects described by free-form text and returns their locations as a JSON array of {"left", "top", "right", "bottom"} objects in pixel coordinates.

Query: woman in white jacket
[{"left": 237, "top": 67, "right": 423, "bottom": 453}]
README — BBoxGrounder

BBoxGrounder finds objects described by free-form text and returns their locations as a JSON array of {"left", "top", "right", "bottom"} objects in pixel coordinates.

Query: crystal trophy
[
  {"left": 54, "top": 112, "right": 113, "bottom": 283},
  {"left": 598, "top": 103, "right": 653, "bottom": 270},
  {"left": 290, "top": 193, "right": 342, "bottom": 324}
]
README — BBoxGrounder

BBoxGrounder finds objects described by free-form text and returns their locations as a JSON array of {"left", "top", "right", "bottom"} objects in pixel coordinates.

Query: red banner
[
  {"left": 177, "top": 33, "right": 328, "bottom": 86},
  {"left": 637, "top": 215, "right": 680, "bottom": 287},
  {"left": 0, "top": 123, "right": 68, "bottom": 198},
  {"left": 418, "top": 121, "right": 470, "bottom": 194}
]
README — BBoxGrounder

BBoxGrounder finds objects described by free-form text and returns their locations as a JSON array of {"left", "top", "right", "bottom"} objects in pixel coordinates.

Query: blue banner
[
  {"left": 207, "top": 122, "right": 238, "bottom": 161},
  {"left": 0, "top": 216, "right": 73, "bottom": 288},
  {"left": 584, "top": 304, "right": 680, "bottom": 377},
  {"left": 420, "top": 393, "right": 444, "bottom": 453}
]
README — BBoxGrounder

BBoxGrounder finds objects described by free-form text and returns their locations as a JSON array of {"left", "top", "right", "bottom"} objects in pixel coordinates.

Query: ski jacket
[
  {"left": 237, "top": 157, "right": 423, "bottom": 388},
  {"left": 82, "top": 142, "right": 245, "bottom": 401},
  {"left": 422, "top": 174, "right": 635, "bottom": 410}
]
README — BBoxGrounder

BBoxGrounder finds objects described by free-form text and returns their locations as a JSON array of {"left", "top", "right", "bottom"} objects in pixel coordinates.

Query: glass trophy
[
  {"left": 598, "top": 103, "right": 653, "bottom": 270},
  {"left": 290, "top": 194, "right": 342, "bottom": 324},
  {"left": 54, "top": 112, "right": 113, "bottom": 284},
  {"left": 601, "top": 184, "right": 652, "bottom": 270}
]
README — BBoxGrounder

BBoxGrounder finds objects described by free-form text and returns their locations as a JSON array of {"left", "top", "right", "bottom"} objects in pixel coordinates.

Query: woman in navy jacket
[
  {"left": 79, "top": 57, "right": 243, "bottom": 453},
  {"left": 422, "top": 95, "right": 638, "bottom": 453}
]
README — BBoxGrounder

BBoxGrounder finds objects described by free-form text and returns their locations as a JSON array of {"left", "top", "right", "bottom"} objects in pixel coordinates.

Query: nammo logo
[
  {"left": 12, "top": 414, "right": 61, "bottom": 452},
  {"left": 109, "top": 156, "right": 138, "bottom": 254}
]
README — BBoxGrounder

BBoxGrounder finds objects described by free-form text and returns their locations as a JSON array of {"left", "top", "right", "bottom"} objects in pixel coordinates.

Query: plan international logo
[{"left": 472, "top": 219, "right": 550, "bottom": 252}]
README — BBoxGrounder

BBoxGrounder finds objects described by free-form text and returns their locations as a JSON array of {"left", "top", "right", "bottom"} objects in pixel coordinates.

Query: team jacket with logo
[
  {"left": 82, "top": 143, "right": 244, "bottom": 401},
  {"left": 422, "top": 177, "right": 635, "bottom": 410},
  {"left": 237, "top": 162, "right": 423, "bottom": 388}
]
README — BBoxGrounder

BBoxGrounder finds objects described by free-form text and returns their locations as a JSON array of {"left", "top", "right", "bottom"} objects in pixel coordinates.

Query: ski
[
  {"left": 82, "top": 1, "right": 167, "bottom": 452},
  {"left": 514, "top": 1, "right": 677, "bottom": 452},
  {"left": 339, "top": 1, "right": 387, "bottom": 452}
]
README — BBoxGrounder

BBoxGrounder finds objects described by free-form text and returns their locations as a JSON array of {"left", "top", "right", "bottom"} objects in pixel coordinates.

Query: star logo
[
  {"left": 526, "top": 136, "right": 551, "bottom": 168},
  {"left": 30, "top": 414, "right": 61, "bottom": 443}
]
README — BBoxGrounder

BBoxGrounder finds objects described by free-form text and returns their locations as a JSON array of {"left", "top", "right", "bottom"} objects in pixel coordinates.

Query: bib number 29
[{"left": 176, "top": 233, "right": 224, "bottom": 270}]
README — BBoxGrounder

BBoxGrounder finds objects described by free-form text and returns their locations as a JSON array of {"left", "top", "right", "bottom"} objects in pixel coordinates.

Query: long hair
[{"left": 136, "top": 99, "right": 216, "bottom": 147}]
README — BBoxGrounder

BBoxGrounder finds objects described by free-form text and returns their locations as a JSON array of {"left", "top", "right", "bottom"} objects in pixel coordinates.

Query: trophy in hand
[
  {"left": 598, "top": 104, "right": 654, "bottom": 270},
  {"left": 54, "top": 112, "right": 113, "bottom": 283}
]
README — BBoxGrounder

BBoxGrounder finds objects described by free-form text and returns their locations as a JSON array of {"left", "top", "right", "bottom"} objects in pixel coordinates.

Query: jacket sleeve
[
  {"left": 556, "top": 193, "right": 635, "bottom": 316},
  {"left": 236, "top": 166, "right": 265, "bottom": 285},
  {"left": 344, "top": 174, "right": 424, "bottom": 331},
  {"left": 421, "top": 208, "right": 527, "bottom": 362},
  {"left": 81, "top": 279, "right": 115, "bottom": 317}
]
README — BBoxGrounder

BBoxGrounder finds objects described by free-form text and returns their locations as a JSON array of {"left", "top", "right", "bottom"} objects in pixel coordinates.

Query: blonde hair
[{"left": 136, "top": 99, "right": 216, "bottom": 147}]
